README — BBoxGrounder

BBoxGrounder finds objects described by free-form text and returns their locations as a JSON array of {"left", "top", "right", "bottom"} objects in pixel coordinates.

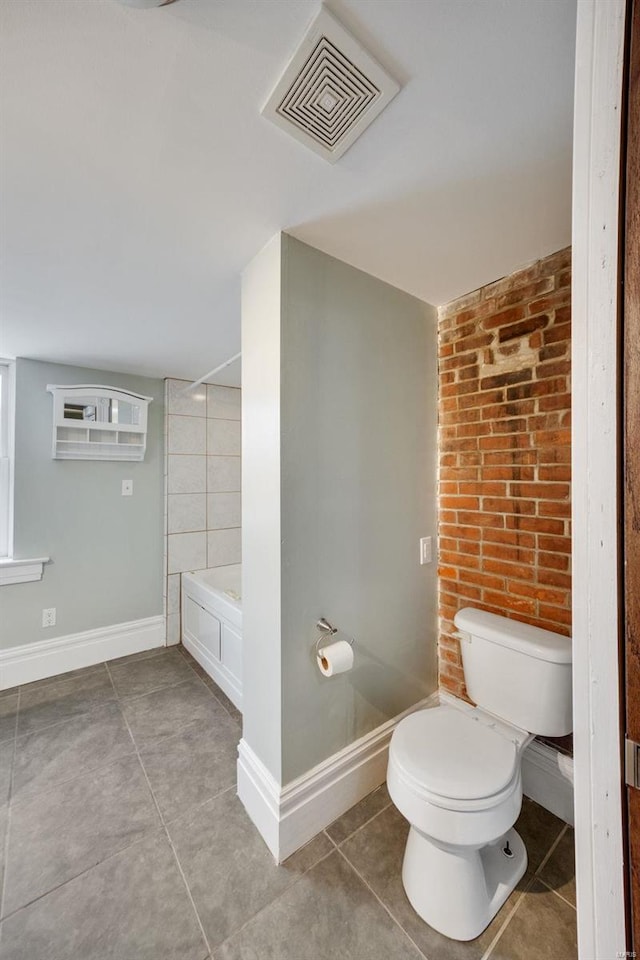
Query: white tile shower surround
[
  {"left": 164, "top": 379, "right": 242, "bottom": 643},
  {"left": 0, "top": 646, "right": 577, "bottom": 960}
]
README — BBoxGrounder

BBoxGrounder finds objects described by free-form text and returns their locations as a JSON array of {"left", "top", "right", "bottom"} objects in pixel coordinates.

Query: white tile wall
[
  {"left": 207, "top": 528, "right": 242, "bottom": 567},
  {"left": 207, "top": 418, "right": 241, "bottom": 456},
  {"left": 207, "top": 456, "right": 241, "bottom": 493},
  {"left": 167, "top": 573, "right": 181, "bottom": 615},
  {"left": 168, "top": 493, "right": 207, "bottom": 534},
  {"left": 168, "top": 415, "right": 206, "bottom": 455},
  {"left": 167, "top": 455, "right": 206, "bottom": 494},
  {"left": 167, "top": 531, "right": 207, "bottom": 574},
  {"left": 164, "top": 379, "right": 242, "bottom": 643},
  {"left": 167, "top": 380, "right": 207, "bottom": 417},
  {"left": 207, "top": 384, "right": 241, "bottom": 420},
  {"left": 167, "top": 613, "right": 181, "bottom": 646},
  {"left": 207, "top": 492, "right": 241, "bottom": 530}
]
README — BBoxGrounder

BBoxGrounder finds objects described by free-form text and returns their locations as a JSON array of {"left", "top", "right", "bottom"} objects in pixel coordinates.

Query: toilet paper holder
[{"left": 314, "top": 618, "right": 354, "bottom": 657}]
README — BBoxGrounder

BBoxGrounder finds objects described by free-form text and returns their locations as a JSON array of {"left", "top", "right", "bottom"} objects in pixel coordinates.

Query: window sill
[{"left": 0, "top": 557, "right": 49, "bottom": 586}]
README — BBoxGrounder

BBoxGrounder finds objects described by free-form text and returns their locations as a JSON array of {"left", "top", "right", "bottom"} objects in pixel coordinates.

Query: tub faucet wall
[{"left": 164, "top": 378, "right": 241, "bottom": 645}]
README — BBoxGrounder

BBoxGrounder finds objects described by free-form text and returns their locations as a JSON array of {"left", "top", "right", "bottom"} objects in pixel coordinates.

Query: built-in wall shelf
[{"left": 47, "top": 385, "right": 152, "bottom": 461}]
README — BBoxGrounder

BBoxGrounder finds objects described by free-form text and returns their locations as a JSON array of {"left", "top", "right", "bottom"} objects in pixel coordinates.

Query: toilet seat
[{"left": 389, "top": 706, "right": 520, "bottom": 811}]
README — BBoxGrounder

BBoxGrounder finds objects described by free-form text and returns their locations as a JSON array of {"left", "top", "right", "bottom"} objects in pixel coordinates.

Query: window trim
[
  {"left": 0, "top": 358, "right": 48, "bottom": 584},
  {"left": 0, "top": 358, "right": 15, "bottom": 559}
]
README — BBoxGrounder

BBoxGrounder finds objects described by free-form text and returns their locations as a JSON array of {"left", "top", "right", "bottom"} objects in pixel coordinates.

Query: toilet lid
[{"left": 390, "top": 707, "right": 518, "bottom": 802}]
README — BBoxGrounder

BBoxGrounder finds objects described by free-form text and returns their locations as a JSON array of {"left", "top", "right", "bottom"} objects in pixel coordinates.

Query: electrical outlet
[
  {"left": 121, "top": 479, "right": 133, "bottom": 497},
  {"left": 42, "top": 607, "right": 56, "bottom": 628},
  {"left": 419, "top": 537, "right": 433, "bottom": 565}
]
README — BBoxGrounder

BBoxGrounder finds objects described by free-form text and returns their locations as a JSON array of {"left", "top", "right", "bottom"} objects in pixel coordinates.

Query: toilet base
[{"left": 402, "top": 826, "right": 527, "bottom": 941}]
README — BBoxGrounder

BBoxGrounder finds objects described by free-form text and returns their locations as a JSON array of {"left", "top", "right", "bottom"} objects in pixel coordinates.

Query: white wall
[
  {"left": 241, "top": 234, "right": 284, "bottom": 783},
  {"left": 0, "top": 358, "right": 164, "bottom": 650}
]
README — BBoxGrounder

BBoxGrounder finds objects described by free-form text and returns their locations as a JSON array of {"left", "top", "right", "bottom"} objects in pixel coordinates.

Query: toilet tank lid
[{"left": 454, "top": 607, "right": 572, "bottom": 664}]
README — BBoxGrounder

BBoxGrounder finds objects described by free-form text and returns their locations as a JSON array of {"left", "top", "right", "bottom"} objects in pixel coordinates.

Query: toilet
[{"left": 387, "top": 606, "right": 572, "bottom": 942}]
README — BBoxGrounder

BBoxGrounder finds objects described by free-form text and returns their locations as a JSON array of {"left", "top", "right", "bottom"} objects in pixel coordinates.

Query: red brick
[
  {"left": 498, "top": 315, "right": 549, "bottom": 342},
  {"left": 481, "top": 306, "right": 526, "bottom": 331},
  {"left": 458, "top": 389, "right": 504, "bottom": 410},
  {"left": 506, "top": 515, "right": 565, "bottom": 534},
  {"left": 456, "top": 511, "right": 506, "bottom": 528},
  {"left": 483, "top": 558, "right": 535, "bottom": 581},
  {"left": 539, "top": 552, "right": 570, "bottom": 571},
  {"left": 482, "top": 591, "right": 536, "bottom": 616},
  {"left": 538, "top": 535, "right": 571, "bottom": 554},
  {"left": 539, "top": 393, "right": 571, "bottom": 412},
  {"left": 510, "top": 482, "right": 570, "bottom": 500},
  {"left": 538, "top": 604, "right": 572, "bottom": 626},
  {"left": 481, "top": 369, "right": 533, "bottom": 391},
  {"left": 438, "top": 247, "right": 572, "bottom": 667},
  {"left": 539, "top": 465, "right": 571, "bottom": 482},
  {"left": 482, "top": 497, "right": 536, "bottom": 515},
  {"left": 440, "top": 496, "right": 480, "bottom": 511},
  {"left": 543, "top": 322, "right": 571, "bottom": 345},
  {"left": 482, "top": 528, "right": 536, "bottom": 548}
]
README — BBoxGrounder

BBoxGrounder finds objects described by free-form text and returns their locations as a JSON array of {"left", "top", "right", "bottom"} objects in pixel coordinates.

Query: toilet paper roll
[{"left": 317, "top": 640, "right": 354, "bottom": 677}]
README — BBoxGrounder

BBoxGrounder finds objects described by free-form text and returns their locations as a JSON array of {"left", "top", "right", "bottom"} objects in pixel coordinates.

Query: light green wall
[
  {"left": 241, "top": 234, "right": 438, "bottom": 787},
  {"left": 0, "top": 358, "right": 164, "bottom": 649},
  {"left": 280, "top": 236, "right": 439, "bottom": 782}
]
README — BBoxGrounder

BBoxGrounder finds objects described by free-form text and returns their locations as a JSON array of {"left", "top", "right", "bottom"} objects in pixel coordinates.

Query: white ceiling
[{"left": 0, "top": 0, "right": 576, "bottom": 386}]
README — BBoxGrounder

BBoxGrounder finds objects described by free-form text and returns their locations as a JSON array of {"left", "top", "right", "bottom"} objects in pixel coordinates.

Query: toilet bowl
[{"left": 387, "top": 607, "right": 572, "bottom": 942}]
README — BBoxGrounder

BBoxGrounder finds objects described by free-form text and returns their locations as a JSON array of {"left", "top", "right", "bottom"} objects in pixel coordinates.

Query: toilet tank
[{"left": 453, "top": 607, "right": 572, "bottom": 737}]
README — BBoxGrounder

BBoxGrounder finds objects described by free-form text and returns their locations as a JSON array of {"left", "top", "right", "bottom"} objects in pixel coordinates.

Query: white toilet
[{"left": 387, "top": 606, "right": 572, "bottom": 942}]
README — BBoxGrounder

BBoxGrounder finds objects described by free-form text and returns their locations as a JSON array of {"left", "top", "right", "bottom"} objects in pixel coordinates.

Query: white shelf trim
[{"left": 0, "top": 556, "right": 49, "bottom": 585}]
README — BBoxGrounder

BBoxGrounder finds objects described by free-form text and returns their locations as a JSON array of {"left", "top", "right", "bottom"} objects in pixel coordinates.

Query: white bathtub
[{"left": 181, "top": 563, "right": 242, "bottom": 711}]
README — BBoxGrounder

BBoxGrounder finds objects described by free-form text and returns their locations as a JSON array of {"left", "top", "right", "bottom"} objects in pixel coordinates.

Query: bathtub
[{"left": 181, "top": 563, "right": 242, "bottom": 711}]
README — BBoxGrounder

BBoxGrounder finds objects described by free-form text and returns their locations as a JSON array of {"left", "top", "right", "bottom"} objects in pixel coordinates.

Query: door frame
[{"left": 572, "top": 0, "right": 627, "bottom": 955}]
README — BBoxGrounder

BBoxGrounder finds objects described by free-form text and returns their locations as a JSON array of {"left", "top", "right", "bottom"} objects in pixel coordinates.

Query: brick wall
[{"left": 437, "top": 247, "right": 571, "bottom": 699}]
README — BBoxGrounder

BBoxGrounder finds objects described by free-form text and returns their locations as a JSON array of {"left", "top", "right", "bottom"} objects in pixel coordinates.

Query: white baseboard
[
  {"left": 521, "top": 738, "right": 574, "bottom": 826},
  {"left": 237, "top": 692, "right": 439, "bottom": 863},
  {"left": 0, "top": 615, "right": 166, "bottom": 689}
]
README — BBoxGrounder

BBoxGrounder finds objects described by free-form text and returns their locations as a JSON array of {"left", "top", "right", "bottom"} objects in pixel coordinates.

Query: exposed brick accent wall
[{"left": 437, "top": 247, "right": 571, "bottom": 699}]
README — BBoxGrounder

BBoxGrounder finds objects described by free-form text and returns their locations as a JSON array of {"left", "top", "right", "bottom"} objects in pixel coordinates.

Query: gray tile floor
[{"left": 0, "top": 645, "right": 577, "bottom": 959}]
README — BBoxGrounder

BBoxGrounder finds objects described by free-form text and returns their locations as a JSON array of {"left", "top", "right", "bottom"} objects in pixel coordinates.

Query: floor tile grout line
[
  {"left": 323, "top": 828, "right": 339, "bottom": 848},
  {"left": 162, "top": 783, "right": 236, "bottom": 831},
  {"left": 16, "top": 662, "right": 109, "bottom": 695},
  {"left": 0, "top": 688, "right": 20, "bottom": 923},
  {"left": 114, "top": 675, "right": 202, "bottom": 705},
  {"left": 533, "top": 822, "right": 569, "bottom": 880},
  {"left": 332, "top": 797, "right": 393, "bottom": 849},
  {"left": 1, "top": 657, "right": 233, "bottom": 938},
  {"left": 335, "top": 846, "right": 430, "bottom": 960},
  {"left": 108, "top": 660, "right": 214, "bottom": 958},
  {"left": 163, "top": 828, "right": 214, "bottom": 959},
  {"left": 176, "top": 645, "right": 241, "bottom": 724},
  {"left": 480, "top": 821, "right": 572, "bottom": 960},
  {"left": 4, "top": 665, "right": 181, "bottom": 924},
  {"left": 9, "top": 745, "right": 141, "bottom": 813},
  {"left": 11, "top": 702, "right": 117, "bottom": 745},
  {"left": 0, "top": 824, "right": 170, "bottom": 924},
  {"left": 479, "top": 873, "right": 539, "bottom": 960},
  {"left": 536, "top": 875, "right": 577, "bottom": 911},
  {"left": 213, "top": 845, "right": 338, "bottom": 954}
]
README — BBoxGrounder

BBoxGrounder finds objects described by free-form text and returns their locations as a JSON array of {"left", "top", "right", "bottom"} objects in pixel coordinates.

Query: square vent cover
[{"left": 262, "top": 7, "right": 400, "bottom": 163}]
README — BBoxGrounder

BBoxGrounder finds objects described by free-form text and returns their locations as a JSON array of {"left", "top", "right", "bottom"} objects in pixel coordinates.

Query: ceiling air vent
[{"left": 262, "top": 7, "right": 400, "bottom": 163}]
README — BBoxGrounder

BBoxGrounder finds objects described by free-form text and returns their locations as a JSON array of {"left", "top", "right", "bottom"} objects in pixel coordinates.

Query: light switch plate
[
  {"left": 122, "top": 479, "right": 133, "bottom": 497},
  {"left": 420, "top": 536, "right": 433, "bottom": 565}
]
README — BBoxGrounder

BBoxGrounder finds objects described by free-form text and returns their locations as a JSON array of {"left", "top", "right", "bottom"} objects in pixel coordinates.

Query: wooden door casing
[{"left": 624, "top": 0, "right": 640, "bottom": 947}]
